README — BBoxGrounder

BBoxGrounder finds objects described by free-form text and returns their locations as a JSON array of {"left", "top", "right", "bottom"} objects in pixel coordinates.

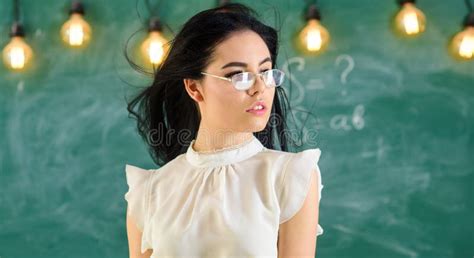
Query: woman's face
[{"left": 187, "top": 30, "right": 275, "bottom": 134}]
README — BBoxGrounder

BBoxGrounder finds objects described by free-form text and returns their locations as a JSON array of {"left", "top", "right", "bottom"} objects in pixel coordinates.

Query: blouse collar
[{"left": 185, "top": 134, "right": 265, "bottom": 168}]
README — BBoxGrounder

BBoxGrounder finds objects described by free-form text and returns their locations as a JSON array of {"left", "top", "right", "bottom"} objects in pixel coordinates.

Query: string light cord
[
  {"left": 10, "top": 0, "right": 24, "bottom": 37},
  {"left": 464, "top": 0, "right": 474, "bottom": 26},
  {"left": 144, "top": 0, "right": 174, "bottom": 35},
  {"left": 13, "top": 0, "right": 20, "bottom": 22},
  {"left": 304, "top": 0, "right": 321, "bottom": 21},
  {"left": 465, "top": 0, "right": 473, "bottom": 12},
  {"left": 134, "top": 0, "right": 173, "bottom": 35},
  {"left": 145, "top": 0, "right": 162, "bottom": 18},
  {"left": 305, "top": 0, "right": 318, "bottom": 6}
]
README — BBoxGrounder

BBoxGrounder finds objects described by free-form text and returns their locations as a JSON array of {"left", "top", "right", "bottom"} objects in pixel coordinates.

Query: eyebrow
[{"left": 221, "top": 57, "right": 272, "bottom": 69}]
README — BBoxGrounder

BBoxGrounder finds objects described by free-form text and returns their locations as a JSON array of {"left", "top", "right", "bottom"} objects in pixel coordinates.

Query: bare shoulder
[
  {"left": 278, "top": 167, "right": 320, "bottom": 257},
  {"left": 126, "top": 211, "right": 153, "bottom": 258}
]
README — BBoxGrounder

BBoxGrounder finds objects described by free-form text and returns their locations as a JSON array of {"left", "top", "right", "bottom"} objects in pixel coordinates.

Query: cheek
[
  {"left": 203, "top": 83, "right": 276, "bottom": 128},
  {"left": 206, "top": 84, "right": 243, "bottom": 114}
]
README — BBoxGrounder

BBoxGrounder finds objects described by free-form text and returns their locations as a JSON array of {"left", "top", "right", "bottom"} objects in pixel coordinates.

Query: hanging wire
[
  {"left": 13, "top": 0, "right": 20, "bottom": 22},
  {"left": 149, "top": 0, "right": 175, "bottom": 35},
  {"left": 145, "top": 0, "right": 163, "bottom": 18},
  {"left": 304, "top": 0, "right": 318, "bottom": 6},
  {"left": 135, "top": 0, "right": 150, "bottom": 25},
  {"left": 134, "top": 0, "right": 162, "bottom": 26},
  {"left": 465, "top": 0, "right": 473, "bottom": 12},
  {"left": 134, "top": 0, "right": 175, "bottom": 35}
]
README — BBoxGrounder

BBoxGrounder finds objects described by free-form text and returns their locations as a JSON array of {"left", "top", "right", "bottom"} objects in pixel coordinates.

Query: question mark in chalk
[{"left": 335, "top": 54, "right": 355, "bottom": 96}]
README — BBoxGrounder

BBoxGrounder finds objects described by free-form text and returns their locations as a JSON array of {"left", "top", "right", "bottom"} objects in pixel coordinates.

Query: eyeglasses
[{"left": 200, "top": 68, "right": 285, "bottom": 91}]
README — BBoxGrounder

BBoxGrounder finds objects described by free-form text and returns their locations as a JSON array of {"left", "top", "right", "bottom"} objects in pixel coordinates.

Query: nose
[{"left": 247, "top": 73, "right": 266, "bottom": 95}]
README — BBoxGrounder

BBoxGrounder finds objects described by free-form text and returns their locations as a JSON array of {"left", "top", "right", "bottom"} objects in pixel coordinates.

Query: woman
[{"left": 124, "top": 3, "right": 324, "bottom": 258}]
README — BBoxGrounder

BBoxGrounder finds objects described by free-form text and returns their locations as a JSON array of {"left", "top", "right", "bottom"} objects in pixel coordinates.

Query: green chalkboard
[{"left": 0, "top": 0, "right": 472, "bottom": 257}]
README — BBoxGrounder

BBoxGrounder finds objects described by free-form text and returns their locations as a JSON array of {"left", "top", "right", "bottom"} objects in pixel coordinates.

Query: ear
[{"left": 183, "top": 78, "right": 204, "bottom": 102}]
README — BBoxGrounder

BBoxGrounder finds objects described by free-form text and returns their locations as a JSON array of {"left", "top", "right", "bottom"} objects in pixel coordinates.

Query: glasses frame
[{"left": 200, "top": 68, "right": 285, "bottom": 91}]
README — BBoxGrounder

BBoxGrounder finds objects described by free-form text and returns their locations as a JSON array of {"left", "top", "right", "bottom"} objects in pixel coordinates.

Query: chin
[{"left": 244, "top": 120, "right": 268, "bottom": 132}]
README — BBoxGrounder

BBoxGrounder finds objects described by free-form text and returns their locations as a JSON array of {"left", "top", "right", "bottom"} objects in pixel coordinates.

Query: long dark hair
[{"left": 125, "top": 3, "right": 298, "bottom": 167}]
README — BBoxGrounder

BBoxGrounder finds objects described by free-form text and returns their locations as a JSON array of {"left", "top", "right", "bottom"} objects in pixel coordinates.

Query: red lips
[{"left": 246, "top": 101, "right": 266, "bottom": 112}]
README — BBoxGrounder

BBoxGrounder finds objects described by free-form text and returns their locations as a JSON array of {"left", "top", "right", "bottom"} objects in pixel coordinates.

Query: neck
[{"left": 193, "top": 126, "right": 254, "bottom": 153}]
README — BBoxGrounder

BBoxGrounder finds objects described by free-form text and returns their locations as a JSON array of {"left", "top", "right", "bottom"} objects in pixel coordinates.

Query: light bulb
[
  {"left": 141, "top": 31, "right": 168, "bottom": 65},
  {"left": 61, "top": 13, "right": 92, "bottom": 47},
  {"left": 141, "top": 18, "right": 169, "bottom": 65},
  {"left": 299, "top": 19, "right": 330, "bottom": 52},
  {"left": 2, "top": 36, "right": 33, "bottom": 70},
  {"left": 449, "top": 26, "right": 474, "bottom": 60},
  {"left": 394, "top": 2, "right": 426, "bottom": 36},
  {"left": 296, "top": 4, "right": 330, "bottom": 55}
]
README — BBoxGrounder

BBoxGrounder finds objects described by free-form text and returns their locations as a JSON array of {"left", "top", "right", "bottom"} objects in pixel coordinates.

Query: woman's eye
[
  {"left": 225, "top": 71, "right": 243, "bottom": 78},
  {"left": 225, "top": 69, "right": 270, "bottom": 78}
]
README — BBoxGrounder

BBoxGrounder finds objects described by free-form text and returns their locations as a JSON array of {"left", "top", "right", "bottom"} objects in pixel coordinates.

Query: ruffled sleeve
[
  {"left": 277, "top": 148, "right": 324, "bottom": 236},
  {"left": 124, "top": 164, "right": 154, "bottom": 253}
]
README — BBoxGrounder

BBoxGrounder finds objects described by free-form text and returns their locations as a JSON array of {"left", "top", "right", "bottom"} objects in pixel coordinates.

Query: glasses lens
[
  {"left": 263, "top": 69, "right": 285, "bottom": 87},
  {"left": 232, "top": 72, "right": 255, "bottom": 90}
]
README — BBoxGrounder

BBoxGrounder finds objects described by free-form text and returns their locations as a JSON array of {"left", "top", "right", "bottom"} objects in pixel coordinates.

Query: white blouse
[{"left": 124, "top": 134, "right": 324, "bottom": 257}]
